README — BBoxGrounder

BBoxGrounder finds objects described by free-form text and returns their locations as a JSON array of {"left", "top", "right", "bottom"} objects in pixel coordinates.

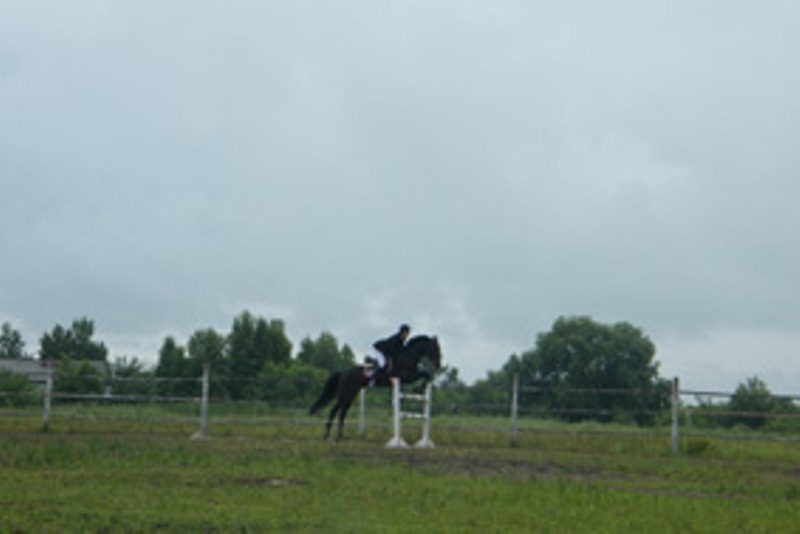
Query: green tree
[
  {"left": 0, "top": 322, "right": 29, "bottom": 359},
  {"left": 53, "top": 358, "right": 105, "bottom": 396},
  {"left": 111, "top": 356, "right": 154, "bottom": 398},
  {"left": 39, "top": 324, "right": 70, "bottom": 360},
  {"left": 0, "top": 368, "right": 37, "bottom": 406},
  {"left": 726, "top": 376, "right": 796, "bottom": 430},
  {"left": 227, "top": 311, "right": 292, "bottom": 399},
  {"left": 296, "top": 332, "right": 355, "bottom": 372},
  {"left": 70, "top": 318, "right": 108, "bottom": 361},
  {"left": 259, "top": 360, "right": 326, "bottom": 406},
  {"left": 517, "top": 316, "right": 669, "bottom": 425},
  {"left": 434, "top": 366, "right": 469, "bottom": 415},
  {"left": 465, "top": 369, "right": 510, "bottom": 416},
  {"left": 187, "top": 328, "right": 228, "bottom": 398},
  {"left": 188, "top": 328, "right": 227, "bottom": 366},
  {"left": 436, "top": 366, "right": 466, "bottom": 390},
  {"left": 255, "top": 317, "right": 292, "bottom": 367},
  {"left": 154, "top": 336, "right": 196, "bottom": 397},
  {"left": 227, "top": 312, "right": 259, "bottom": 399},
  {"left": 39, "top": 318, "right": 108, "bottom": 362}
]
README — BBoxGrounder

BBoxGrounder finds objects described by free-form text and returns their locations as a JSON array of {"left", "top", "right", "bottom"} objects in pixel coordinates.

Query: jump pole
[
  {"left": 358, "top": 388, "right": 366, "bottom": 438},
  {"left": 386, "top": 377, "right": 435, "bottom": 449}
]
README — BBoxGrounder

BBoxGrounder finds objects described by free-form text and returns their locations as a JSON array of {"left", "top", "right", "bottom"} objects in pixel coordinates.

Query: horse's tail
[{"left": 309, "top": 372, "right": 341, "bottom": 415}]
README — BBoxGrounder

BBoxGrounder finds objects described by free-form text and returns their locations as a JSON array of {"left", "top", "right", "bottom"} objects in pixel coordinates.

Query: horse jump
[
  {"left": 309, "top": 335, "right": 441, "bottom": 442},
  {"left": 386, "top": 377, "right": 435, "bottom": 449}
]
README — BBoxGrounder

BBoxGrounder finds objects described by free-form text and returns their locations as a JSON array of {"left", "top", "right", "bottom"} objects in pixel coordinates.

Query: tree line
[{"left": 2, "top": 314, "right": 798, "bottom": 430}]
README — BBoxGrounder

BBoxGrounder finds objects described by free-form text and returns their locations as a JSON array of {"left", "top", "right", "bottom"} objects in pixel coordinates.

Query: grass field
[{"left": 2, "top": 409, "right": 800, "bottom": 532}]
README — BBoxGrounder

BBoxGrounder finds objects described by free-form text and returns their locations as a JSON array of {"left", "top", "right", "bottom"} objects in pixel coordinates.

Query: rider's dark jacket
[{"left": 373, "top": 331, "right": 406, "bottom": 361}]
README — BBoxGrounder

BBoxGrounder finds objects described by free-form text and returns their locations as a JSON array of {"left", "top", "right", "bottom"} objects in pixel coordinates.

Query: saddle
[{"left": 362, "top": 355, "right": 393, "bottom": 381}]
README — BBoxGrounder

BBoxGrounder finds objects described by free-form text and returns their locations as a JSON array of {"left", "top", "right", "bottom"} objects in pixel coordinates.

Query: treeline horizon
[{"left": 2, "top": 313, "right": 797, "bottom": 431}]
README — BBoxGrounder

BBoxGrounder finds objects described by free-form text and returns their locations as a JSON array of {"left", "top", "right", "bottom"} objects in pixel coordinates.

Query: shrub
[
  {"left": 53, "top": 359, "right": 105, "bottom": 396},
  {"left": 683, "top": 438, "right": 715, "bottom": 456},
  {"left": 0, "top": 368, "right": 38, "bottom": 407}
]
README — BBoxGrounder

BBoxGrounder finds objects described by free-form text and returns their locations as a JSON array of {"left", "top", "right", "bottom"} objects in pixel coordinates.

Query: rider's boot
[{"left": 364, "top": 356, "right": 377, "bottom": 386}]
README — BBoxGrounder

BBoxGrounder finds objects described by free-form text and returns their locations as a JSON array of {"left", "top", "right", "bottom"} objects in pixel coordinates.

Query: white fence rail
[{"left": 4, "top": 365, "right": 800, "bottom": 452}]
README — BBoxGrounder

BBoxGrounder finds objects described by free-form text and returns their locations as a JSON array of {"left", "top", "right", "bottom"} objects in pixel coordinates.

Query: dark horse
[{"left": 309, "top": 335, "right": 442, "bottom": 441}]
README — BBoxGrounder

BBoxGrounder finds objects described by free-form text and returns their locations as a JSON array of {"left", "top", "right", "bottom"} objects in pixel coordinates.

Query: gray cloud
[{"left": 2, "top": 1, "right": 800, "bottom": 389}]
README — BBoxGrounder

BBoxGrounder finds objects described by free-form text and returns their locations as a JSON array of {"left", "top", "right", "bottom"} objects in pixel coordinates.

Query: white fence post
[
  {"left": 358, "top": 388, "right": 366, "bottom": 438},
  {"left": 43, "top": 365, "right": 53, "bottom": 431},
  {"left": 192, "top": 364, "right": 210, "bottom": 440},
  {"left": 671, "top": 376, "right": 680, "bottom": 454},
  {"left": 386, "top": 378, "right": 408, "bottom": 448},
  {"left": 511, "top": 373, "right": 519, "bottom": 445},
  {"left": 415, "top": 383, "right": 434, "bottom": 448}
]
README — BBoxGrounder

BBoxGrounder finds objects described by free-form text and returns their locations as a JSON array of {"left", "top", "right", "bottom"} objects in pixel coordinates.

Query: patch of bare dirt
[{"left": 234, "top": 477, "right": 306, "bottom": 488}]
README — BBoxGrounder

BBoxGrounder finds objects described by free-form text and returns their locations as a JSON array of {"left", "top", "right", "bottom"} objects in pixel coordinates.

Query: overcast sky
[{"left": 2, "top": 1, "right": 800, "bottom": 392}]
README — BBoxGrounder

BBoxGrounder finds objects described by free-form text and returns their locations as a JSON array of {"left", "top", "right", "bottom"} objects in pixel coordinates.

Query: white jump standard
[{"left": 386, "top": 377, "right": 435, "bottom": 449}]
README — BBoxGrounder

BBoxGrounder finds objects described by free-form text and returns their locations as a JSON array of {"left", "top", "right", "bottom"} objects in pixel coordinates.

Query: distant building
[
  {"left": 0, "top": 359, "right": 51, "bottom": 387},
  {"left": 0, "top": 359, "right": 107, "bottom": 389}
]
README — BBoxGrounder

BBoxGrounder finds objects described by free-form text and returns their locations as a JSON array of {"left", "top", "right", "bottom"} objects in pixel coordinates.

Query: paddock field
[{"left": 1, "top": 410, "right": 799, "bottom": 532}]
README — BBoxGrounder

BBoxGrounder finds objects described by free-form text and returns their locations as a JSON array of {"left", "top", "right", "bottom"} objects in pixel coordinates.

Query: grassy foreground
[{"left": 1, "top": 414, "right": 800, "bottom": 532}]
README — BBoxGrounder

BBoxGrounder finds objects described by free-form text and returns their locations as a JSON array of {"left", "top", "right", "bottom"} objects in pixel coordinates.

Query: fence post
[
  {"left": 358, "top": 388, "right": 366, "bottom": 438},
  {"left": 43, "top": 364, "right": 53, "bottom": 432},
  {"left": 414, "top": 383, "right": 434, "bottom": 449},
  {"left": 386, "top": 378, "right": 408, "bottom": 448},
  {"left": 671, "top": 376, "right": 680, "bottom": 454},
  {"left": 192, "top": 364, "right": 210, "bottom": 440},
  {"left": 511, "top": 373, "right": 519, "bottom": 445}
]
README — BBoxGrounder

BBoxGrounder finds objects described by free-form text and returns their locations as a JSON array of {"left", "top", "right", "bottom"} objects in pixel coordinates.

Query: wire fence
[{"left": 3, "top": 366, "right": 800, "bottom": 451}]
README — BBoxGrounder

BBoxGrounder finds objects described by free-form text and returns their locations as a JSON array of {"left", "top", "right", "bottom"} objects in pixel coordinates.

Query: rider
[{"left": 366, "top": 324, "right": 410, "bottom": 381}]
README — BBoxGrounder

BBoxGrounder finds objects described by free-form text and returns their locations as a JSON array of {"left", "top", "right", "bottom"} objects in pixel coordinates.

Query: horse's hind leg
[
  {"left": 335, "top": 408, "right": 347, "bottom": 442},
  {"left": 324, "top": 402, "right": 340, "bottom": 441}
]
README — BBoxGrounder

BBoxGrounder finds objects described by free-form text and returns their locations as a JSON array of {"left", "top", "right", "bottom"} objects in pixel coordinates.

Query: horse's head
[
  {"left": 404, "top": 335, "right": 442, "bottom": 376},
  {"left": 426, "top": 336, "right": 442, "bottom": 370}
]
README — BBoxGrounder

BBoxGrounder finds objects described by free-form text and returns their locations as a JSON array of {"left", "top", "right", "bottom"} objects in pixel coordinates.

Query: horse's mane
[
  {"left": 406, "top": 334, "right": 433, "bottom": 347},
  {"left": 402, "top": 335, "right": 440, "bottom": 365}
]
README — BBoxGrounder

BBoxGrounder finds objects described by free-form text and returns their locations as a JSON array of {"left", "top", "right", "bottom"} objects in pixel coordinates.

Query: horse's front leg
[
  {"left": 335, "top": 398, "right": 354, "bottom": 442},
  {"left": 335, "top": 420, "right": 344, "bottom": 442}
]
